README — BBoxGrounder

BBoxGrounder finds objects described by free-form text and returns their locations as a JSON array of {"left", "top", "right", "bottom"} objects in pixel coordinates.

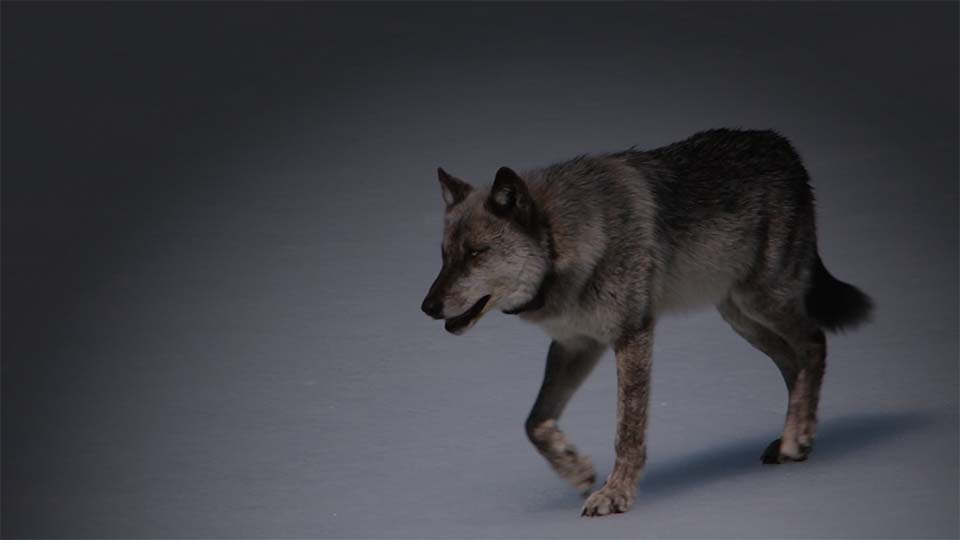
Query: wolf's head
[{"left": 421, "top": 166, "right": 553, "bottom": 335}]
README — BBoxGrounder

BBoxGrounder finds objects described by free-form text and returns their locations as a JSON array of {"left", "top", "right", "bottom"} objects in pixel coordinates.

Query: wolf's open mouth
[{"left": 444, "top": 295, "right": 491, "bottom": 334}]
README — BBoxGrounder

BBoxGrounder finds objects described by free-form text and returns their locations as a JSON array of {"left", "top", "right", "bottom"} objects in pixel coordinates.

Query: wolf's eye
[{"left": 466, "top": 246, "right": 488, "bottom": 259}]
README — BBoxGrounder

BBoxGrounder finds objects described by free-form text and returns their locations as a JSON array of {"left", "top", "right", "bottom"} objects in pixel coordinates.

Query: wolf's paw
[
  {"left": 761, "top": 438, "right": 811, "bottom": 464},
  {"left": 580, "top": 483, "right": 635, "bottom": 517}
]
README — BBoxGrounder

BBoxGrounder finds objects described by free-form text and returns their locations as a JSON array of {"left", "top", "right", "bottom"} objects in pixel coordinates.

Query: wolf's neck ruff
[
  {"left": 502, "top": 269, "right": 554, "bottom": 315},
  {"left": 503, "top": 210, "right": 557, "bottom": 316}
]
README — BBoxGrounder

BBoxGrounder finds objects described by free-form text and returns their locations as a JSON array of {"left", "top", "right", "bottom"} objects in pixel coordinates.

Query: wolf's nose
[{"left": 421, "top": 297, "right": 444, "bottom": 319}]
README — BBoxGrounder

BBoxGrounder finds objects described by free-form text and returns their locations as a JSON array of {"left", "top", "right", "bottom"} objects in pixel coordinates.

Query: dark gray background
[{"left": 2, "top": 2, "right": 957, "bottom": 538}]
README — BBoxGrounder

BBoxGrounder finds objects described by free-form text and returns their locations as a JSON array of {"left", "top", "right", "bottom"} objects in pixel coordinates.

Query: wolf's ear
[
  {"left": 438, "top": 167, "right": 473, "bottom": 208},
  {"left": 487, "top": 166, "right": 534, "bottom": 224}
]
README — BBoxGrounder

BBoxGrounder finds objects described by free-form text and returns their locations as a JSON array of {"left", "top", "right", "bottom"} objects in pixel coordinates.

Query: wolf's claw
[{"left": 581, "top": 484, "right": 635, "bottom": 517}]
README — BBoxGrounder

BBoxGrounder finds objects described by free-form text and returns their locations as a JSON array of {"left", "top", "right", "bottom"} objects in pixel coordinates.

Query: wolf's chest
[{"left": 532, "top": 308, "right": 614, "bottom": 344}]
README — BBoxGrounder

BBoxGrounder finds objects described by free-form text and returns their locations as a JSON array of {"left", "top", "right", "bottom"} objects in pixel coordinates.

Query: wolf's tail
[{"left": 805, "top": 255, "right": 874, "bottom": 333}]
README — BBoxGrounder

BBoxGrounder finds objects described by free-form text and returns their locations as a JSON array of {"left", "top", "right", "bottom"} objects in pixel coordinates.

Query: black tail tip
[{"left": 806, "top": 259, "right": 874, "bottom": 333}]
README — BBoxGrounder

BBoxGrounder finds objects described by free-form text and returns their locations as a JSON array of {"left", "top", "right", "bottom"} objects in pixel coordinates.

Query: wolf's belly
[
  {"left": 656, "top": 271, "right": 736, "bottom": 314},
  {"left": 655, "top": 253, "right": 741, "bottom": 315}
]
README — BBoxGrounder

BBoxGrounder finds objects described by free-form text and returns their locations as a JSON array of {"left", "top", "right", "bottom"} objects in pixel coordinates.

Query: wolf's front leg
[
  {"left": 526, "top": 337, "right": 606, "bottom": 495},
  {"left": 582, "top": 323, "right": 654, "bottom": 517}
]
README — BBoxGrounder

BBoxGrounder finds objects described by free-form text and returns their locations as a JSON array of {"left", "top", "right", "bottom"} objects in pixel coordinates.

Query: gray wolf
[{"left": 420, "top": 128, "right": 873, "bottom": 517}]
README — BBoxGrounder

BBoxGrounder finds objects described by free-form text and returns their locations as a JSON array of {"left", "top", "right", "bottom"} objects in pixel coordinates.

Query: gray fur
[{"left": 421, "top": 128, "right": 873, "bottom": 517}]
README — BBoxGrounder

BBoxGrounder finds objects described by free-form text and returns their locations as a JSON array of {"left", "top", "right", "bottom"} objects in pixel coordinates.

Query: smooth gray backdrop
[{"left": 3, "top": 2, "right": 958, "bottom": 538}]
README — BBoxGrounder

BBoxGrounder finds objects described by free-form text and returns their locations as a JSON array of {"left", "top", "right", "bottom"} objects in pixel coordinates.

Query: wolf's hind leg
[
  {"left": 526, "top": 337, "right": 605, "bottom": 495},
  {"left": 718, "top": 297, "right": 816, "bottom": 463}
]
